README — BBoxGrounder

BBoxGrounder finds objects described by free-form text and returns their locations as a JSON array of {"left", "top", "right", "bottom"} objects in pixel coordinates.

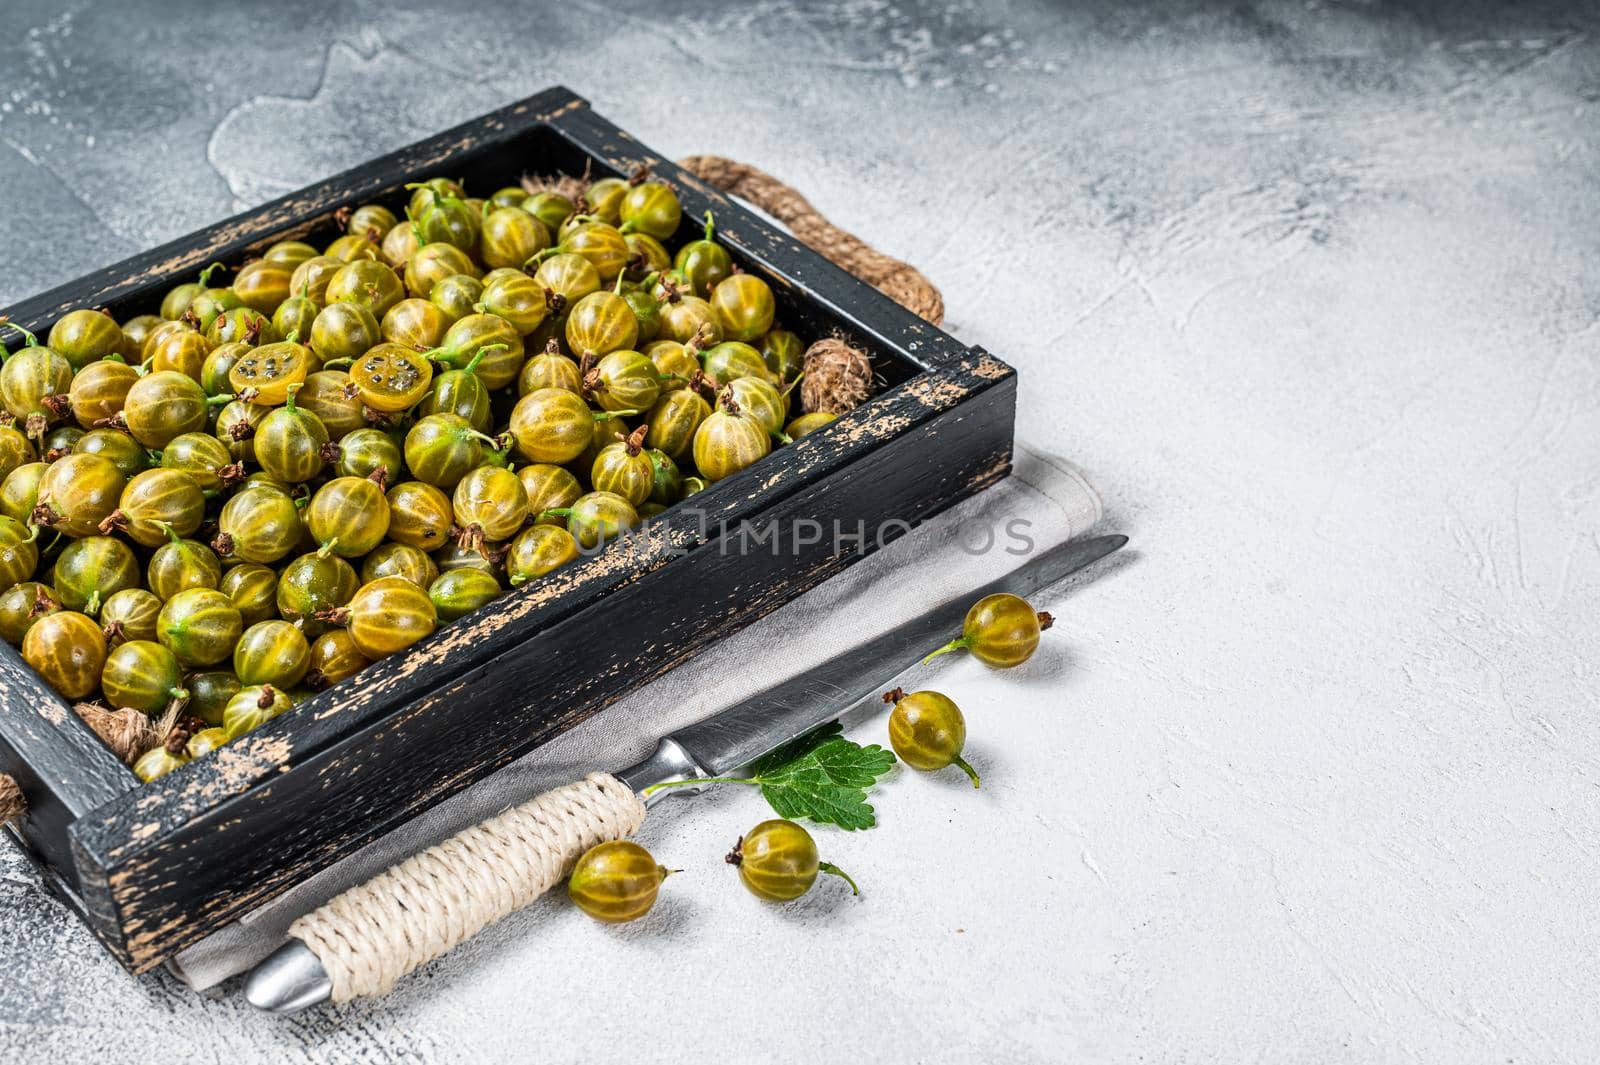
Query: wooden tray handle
[{"left": 676, "top": 155, "right": 945, "bottom": 327}]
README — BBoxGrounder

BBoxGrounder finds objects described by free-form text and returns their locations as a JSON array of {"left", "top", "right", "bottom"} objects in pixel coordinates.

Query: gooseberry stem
[
  {"left": 641, "top": 775, "right": 755, "bottom": 797},
  {"left": 0, "top": 319, "right": 40, "bottom": 348},
  {"left": 701, "top": 210, "right": 716, "bottom": 242},
  {"left": 953, "top": 755, "right": 981, "bottom": 789},
  {"left": 921, "top": 636, "right": 972, "bottom": 665},
  {"left": 818, "top": 861, "right": 860, "bottom": 896}
]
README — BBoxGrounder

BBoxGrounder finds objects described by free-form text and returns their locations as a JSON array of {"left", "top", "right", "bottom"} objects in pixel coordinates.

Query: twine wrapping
[
  {"left": 74, "top": 702, "right": 164, "bottom": 765},
  {"left": 676, "top": 155, "right": 945, "bottom": 327},
  {"left": 0, "top": 774, "right": 21, "bottom": 822},
  {"left": 289, "top": 772, "right": 646, "bottom": 1002}
]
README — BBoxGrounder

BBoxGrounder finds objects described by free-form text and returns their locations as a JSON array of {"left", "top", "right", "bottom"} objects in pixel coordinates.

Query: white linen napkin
[{"left": 169, "top": 445, "right": 1103, "bottom": 990}]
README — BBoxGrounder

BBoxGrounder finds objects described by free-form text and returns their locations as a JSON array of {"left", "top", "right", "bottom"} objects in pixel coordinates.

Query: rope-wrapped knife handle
[{"left": 287, "top": 772, "right": 644, "bottom": 1002}]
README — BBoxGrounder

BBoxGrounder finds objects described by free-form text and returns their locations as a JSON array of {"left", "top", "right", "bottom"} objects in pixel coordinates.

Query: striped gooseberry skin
[
  {"left": 146, "top": 534, "right": 221, "bottom": 601},
  {"left": 0, "top": 344, "right": 72, "bottom": 421},
  {"left": 587, "top": 349, "right": 661, "bottom": 414},
  {"left": 48, "top": 308, "right": 125, "bottom": 370},
  {"left": 438, "top": 314, "right": 523, "bottom": 391},
  {"left": 161, "top": 432, "right": 238, "bottom": 494},
  {"left": 100, "top": 639, "right": 185, "bottom": 715},
  {"left": 566, "top": 840, "right": 670, "bottom": 923},
  {"left": 232, "top": 258, "right": 295, "bottom": 314},
  {"left": 148, "top": 326, "right": 212, "bottom": 380},
  {"left": 343, "top": 576, "right": 436, "bottom": 660},
  {"left": 692, "top": 405, "right": 770, "bottom": 483},
  {"left": 657, "top": 294, "right": 721, "bottom": 346},
  {"left": 360, "top": 542, "right": 439, "bottom": 591},
  {"left": 732, "top": 819, "right": 820, "bottom": 901},
  {"left": 0, "top": 515, "right": 38, "bottom": 591},
  {"left": 940, "top": 593, "right": 1052, "bottom": 668},
  {"left": 451, "top": 465, "right": 528, "bottom": 542},
  {"left": 561, "top": 222, "right": 630, "bottom": 281},
  {"left": 700, "top": 341, "right": 773, "bottom": 389},
  {"left": 618, "top": 181, "right": 682, "bottom": 240},
  {"left": 385, "top": 481, "right": 454, "bottom": 551},
  {"left": 509, "top": 388, "right": 597, "bottom": 465},
  {"left": 222, "top": 683, "right": 294, "bottom": 740},
  {"left": 478, "top": 273, "right": 549, "bottom": 335},
  {"left": 505, "top": 525, "right": 578, "bottom": 586},
  {"left": 73, "top": 428, "right": 144, "bottom": 480},
  {"left": 220, "top": 563, "right": 279, "bottom": 626},
  {"left": 308, "top": 628, "right": 371, "bottom": 688},
  {"left": 565, "top": 291, "right": 638, "bottom": 358},
  {"left": 289, "top": 255, "right": 343, "bottom": 305},
  {"left": 123, "top": 371, "right": 211, "bottom": 447},
  {"left": 325, "top": 259, "right": 405, "bottom": 318},
  {"left": 517, "top": 464, "right": 582, "bottom": 525},
  {"left": 382, "top": 298, "right": 451, "bottom": 352},
  {"left": 307, "top": 476, "right": 391, "bottom": 558},
  {"left": 22, "top": 610, "right": 107, "bottom": 700},
  {"left": 563, "top": 491, "right": 640, "bottom": 550},
  {"left": 643, "top": 339, "right": 699, "bottom": 388},
  {"left": 187, "top": 671, "right": 242, "bottom": 727},
  {"left": 590, "top": 439, "right": 653, "bottom": 507},
  {"left": 428, "top": 568, "right": 502, "bottom": 623},
  {"left": 115, "top": 468, "right": 206, "bottom": 546},
  {"left": 272, "top": 295, "right": 319, "bottom": 348},
  {"left": 716, "top": 376, "right": 788, "bottom": 436},
  {"left": 309, "top": 301, "right": 381, "bottom": 364},
  {"left": 253, "top": 397, "right": 328, "bottom": 484},
  {"left": 51, "top": 535, "right": 139, "bottom": 613},
  {"left": 157, "top": 588, "right": 243, "bottom": 667},
  {"left": 422, "top": 356, "right": 494, "bottom": 431},
  {"left": 36, "top": 453, "right": 124, "bottom": 536},
  {"left": 710, "top": 273, "right": 776, "bottom": 343},
  {"left": 206, "top": 305, "right": 279, "bottom": 350},
  {"left": 885, "top": 689, "right": 977, "bottom": 787},
  {"left": 233, "top": 620, "right": 310, "bottom": 689},
  {"left": 0, "top": 427, "right": 35, "bottom": 482},
  {"left": 99, "top": 588, "right": 161, "bottom": 645},
  {"left": 276, "top": 549, "right": 359, "bottom": 624},
  {"left": 0, "top": 581, "right": 57, "bottom": 645},
  {"left": 533, "top": 252, "right": 601, "bottom": 305},
  {"left": 296, "top": 370, "right": 365, "bottom": 440},
  {"left": 480, "top": 207, "right": 550, "bottom": 270},
  {"left": 518, "top": 347, "right": 582, "bottom": 396},
  {"left": 643, "top": 390, "right": 710, "bottom": 461},
  {"left": 217, "top": 487, "right": 302, "bottom": 565},
  {"left": 0, "top": 462, "right": 46, "bottom": 524},
  {"left": 404, "top": 413, "right": 491, "bottom": 488},
  {"left": 406, "top": 243, "right": 480, "bottom": 300},
  {"left": 68, "top": 358, "right": 139, "bottom": 427},
  {"left": 326, "top": 233, "right": 381, "bottom": 264}
]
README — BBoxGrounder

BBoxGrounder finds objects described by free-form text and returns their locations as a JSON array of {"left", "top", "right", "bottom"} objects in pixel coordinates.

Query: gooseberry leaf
[
  {"left": 748, "top": 726, "right": 897, "bottom": 831},
  {"left": 642, "top": 721, "right": 897, "bottom": 830}
]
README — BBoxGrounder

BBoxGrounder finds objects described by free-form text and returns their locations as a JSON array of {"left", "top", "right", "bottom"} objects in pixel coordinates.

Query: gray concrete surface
[{"left": 3, "top": 1, "right": 1598, "bottom": 1061}]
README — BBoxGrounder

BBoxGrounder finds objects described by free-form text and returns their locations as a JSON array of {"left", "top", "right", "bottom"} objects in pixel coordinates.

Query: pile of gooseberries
[{"left": 0, "top": 170, "right": 838, "bottom": 782}]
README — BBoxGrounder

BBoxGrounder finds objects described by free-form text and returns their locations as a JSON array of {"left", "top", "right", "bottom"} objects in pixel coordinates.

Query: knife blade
[
  {"left": 614, "top": 532, "right": 1128, "bottom": 795},
  {"left": 245, "top": 532, "right": 1126, "bottom": 1011}
]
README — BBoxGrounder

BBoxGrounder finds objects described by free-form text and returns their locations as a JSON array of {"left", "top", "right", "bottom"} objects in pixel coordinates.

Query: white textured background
[{"left": 2, "top": 1, "right": 1597, "bottom": 1061}]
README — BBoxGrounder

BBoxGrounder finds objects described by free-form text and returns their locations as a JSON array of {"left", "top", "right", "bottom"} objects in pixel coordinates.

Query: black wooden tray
[{"left": 0, "top": 87, "right": 1015, "bottom": 971}]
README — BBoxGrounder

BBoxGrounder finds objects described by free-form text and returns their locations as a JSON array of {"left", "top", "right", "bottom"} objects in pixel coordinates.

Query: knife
[{"left": 243, "top": 533, "right": 1126, "bottom": 1012}]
